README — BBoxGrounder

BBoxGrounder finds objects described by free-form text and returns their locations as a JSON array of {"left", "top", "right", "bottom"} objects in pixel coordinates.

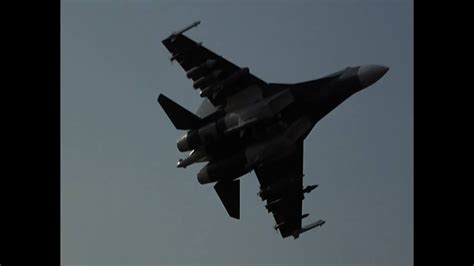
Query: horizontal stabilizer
[
  {"left": 214, "top": 179, "right": 240, "bottom": 219},
  {"left": 158, "top": 94, "right": 202, "bottom": 130}
]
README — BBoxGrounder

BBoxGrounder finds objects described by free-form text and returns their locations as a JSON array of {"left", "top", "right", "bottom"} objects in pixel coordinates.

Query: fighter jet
[{"left": 158, "top": 21, "right": 388, "bottom": 239}]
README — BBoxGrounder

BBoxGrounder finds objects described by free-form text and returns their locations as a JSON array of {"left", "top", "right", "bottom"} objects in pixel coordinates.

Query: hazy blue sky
[{"left": 61, "top": 0, "right": 413, "bottom": 265}]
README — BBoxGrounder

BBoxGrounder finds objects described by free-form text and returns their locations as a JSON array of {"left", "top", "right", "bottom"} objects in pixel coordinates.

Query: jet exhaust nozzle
[{"left": 197, "top": 152, "right": 248, "bottom": 184}]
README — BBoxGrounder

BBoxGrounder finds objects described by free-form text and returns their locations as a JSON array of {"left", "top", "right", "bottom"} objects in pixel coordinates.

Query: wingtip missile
[
  {"left": 301, "top": 219, "right": 325, "bottom": 233},
  {"left": 292, "top": 219, "right": 325, "bottom": 239},
  {"left": 170, "top": 20, "right": 201, "bottom": 40}
]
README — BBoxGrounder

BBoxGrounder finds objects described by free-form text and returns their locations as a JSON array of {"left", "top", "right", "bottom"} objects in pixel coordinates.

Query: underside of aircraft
[{"left": 158, "top": 21, "right": 388, "bottom": 239}]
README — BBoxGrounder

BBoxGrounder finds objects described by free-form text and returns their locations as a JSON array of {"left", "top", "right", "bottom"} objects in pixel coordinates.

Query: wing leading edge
[{"left": 162, "top": 24, "right": 267, "bottom": 106}]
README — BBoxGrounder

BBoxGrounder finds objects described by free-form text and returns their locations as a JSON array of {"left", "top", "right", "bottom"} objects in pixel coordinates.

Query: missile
[
  {"left": 301, "top": 213, "right": 309, "bottom": 219},
  {"left": 186, "top": 59, "right": 217, "bottom": 79},
  {"left": 292, "top": 219, "right": 326, "bottom": 239},
  {"left": 200, "top": 86, "right": 213, "bottom": 98},
  {"left": 303, "top": 184, "right": 318, "bottom": 194},
  {"left": 265, "top": 198, "right": 283, "bottom": 212},
  {"left": 193, "top": 70, "right": 222, "bottom": 89},
  {"left": 214, "top": 67, "right": 249, "bottom": 97},
  {"left": 170, "top": 21, "right": 201, "bottom": 40},
  {"left": 201, "top": 67, "right": 249, "bottom": 98},
  {"left": 257, "top": 177, "right": 295, "bottom": 201},
  {"left": 274, "top": 221, "right": 286, "bottom": 230},
  {"left": 302, "top": 219, "right": 326, "bottom": 232}
]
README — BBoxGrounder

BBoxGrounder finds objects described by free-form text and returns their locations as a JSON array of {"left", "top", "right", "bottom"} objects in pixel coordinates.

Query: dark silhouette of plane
[{"left": 159, "top": 21, "right": 388, "bottom": 239}]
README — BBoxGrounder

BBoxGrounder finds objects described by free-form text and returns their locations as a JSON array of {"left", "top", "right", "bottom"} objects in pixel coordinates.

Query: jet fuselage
[
  {"left": 193, "top": 65, "right": 388, "bottom": 184},
  {"left": 159, "top": 23, "right": 389, "bottom": 236}
]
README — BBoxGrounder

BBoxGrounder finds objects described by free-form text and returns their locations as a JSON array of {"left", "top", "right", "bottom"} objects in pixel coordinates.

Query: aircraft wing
[
  {"left": 162, "top": 32, "right": 267, "bottom": 107},
  {"left": 254, "top": 140, "right": 306, "bottom": 238}
]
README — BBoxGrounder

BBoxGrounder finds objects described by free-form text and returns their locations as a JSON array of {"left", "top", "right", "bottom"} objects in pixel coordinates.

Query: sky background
[{"left": 61, "top": 0, "right": 413, "bottom": 265}]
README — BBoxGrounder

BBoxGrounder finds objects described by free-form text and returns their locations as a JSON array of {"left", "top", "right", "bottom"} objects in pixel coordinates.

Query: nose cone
[{"left": 357, "top": 65, "right": 389, "bottom": 88}]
